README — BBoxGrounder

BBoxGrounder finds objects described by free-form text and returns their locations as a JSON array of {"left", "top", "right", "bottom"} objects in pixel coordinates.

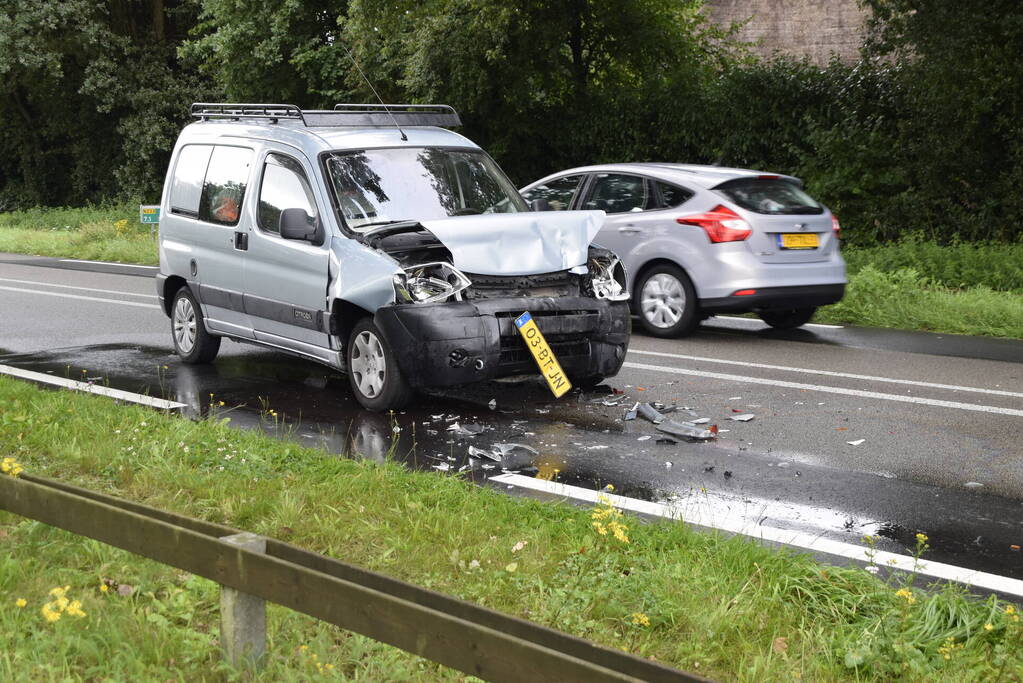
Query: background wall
[{"left": 705, "top": 0, "right": 867, "bottom": 64}]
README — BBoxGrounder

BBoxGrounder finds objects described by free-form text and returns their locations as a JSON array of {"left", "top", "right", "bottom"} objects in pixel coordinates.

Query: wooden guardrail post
[{"left": 219, "top": 532, "right": 267, "bottom": 668}]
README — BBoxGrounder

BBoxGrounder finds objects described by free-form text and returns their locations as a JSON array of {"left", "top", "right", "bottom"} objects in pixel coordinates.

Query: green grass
[
  {"left": 0, "top": 206, "right": 1021, "bottom": 338},
  {"left": 0, "top": 205, "right": 158, "bottom": 265},
  {"left": 1, "top": 377, "right": 1021, "bottom": 681}
]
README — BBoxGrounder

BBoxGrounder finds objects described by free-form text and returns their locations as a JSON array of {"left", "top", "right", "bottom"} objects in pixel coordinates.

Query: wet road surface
[{"left": 1, "top": 254, "right": 1021, "bottom": 581}]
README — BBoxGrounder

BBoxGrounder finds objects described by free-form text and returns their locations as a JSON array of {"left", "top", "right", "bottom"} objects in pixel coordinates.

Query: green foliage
[{"left": 0, "top": 205, "right": 159, "bottom": 265}]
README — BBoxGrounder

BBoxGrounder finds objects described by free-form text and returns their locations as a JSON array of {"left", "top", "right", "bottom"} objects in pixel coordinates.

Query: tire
[
  {"left": 757, "top": 307, "right": 817, "bottom": 330},
  {"left": 171, "top": 287, "right": 221, "bottom": 364},
  {"left": 634, "top": 264, "right": 700, "bottom": 338},
  {"left": 346, "top": 318, "right": 414, "bottom": 411},
  {"left": 573, "top": 375, "right": 606, "bottom": 390}
]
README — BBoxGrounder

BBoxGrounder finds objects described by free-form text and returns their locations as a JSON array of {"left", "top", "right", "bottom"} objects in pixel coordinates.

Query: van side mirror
[
  {"left": 529, "top": 198, "right": 551, "bottom": 212},
  {"left": 279, "top": 208, "right": 320, "bottom": 243}
]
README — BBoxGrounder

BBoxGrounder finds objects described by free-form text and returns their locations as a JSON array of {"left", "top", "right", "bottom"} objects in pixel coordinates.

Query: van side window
[
  {"left": 169, "top": 144, "right": 213, "bottom": 217},
  {"left": 257, "top": 154, "right": 317, "bottom": 234},
  {"left": 522, "top": 175, "right": 582, "bottom": 211},
  {"left": 199, "top": 146, "right": 253, "bottom": 226}
]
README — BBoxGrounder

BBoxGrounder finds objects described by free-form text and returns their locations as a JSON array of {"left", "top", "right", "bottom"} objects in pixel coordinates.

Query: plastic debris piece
[
  {"left": 637, "top": 402, "right": 666, "bottom": 424},
  {"left": 432, "top": 463, "right": 452, "bottom": 471},
  {"left": 704, "top": 466, "right": 714, "bottom": 473},
  {"left": 1011, "top": 544, "right": 1021, "bottom": 551},
  {"left": 846, "top": 439, "right": 865, "bottom": 446},
  {"left": 964, "top": 481, "right": 984, "bottom": 488},
  {"left": 468, "top": 445, "right": 501, "bottom": 462},
  {"left": 728, "top": 396, "right": 742, "bottom": 400},
  {"left": 776, "top": 462, "right": 791, "bottom": 468},
  {"left": 623, "top": 409, "right": 638, "bottom": 421},
  {"left": 665, "top": 461, "right": 673, "bottom": 468},
  {"left": 493, "top": 442, "right": 539, "bottom": 456},
  {"left": 637, "top": 435, "right": 652, "bottom": 441},
  {"left": 730, "top": 414, "right": 756, "bottom": 422},
  {"left": 723, "top": 471, "right": 733, "bottom": 479},
  {"left": 431, "top": 414, "right": 444, "bottom": 420},
  {"left": 692, "top": 417, "right": 710, "bottom": 424},
  {"left": 660, "top": 405, "right": 679, "bottom": 414},
  {"left": 536, "top": 408, "right": 550, "bottom": 414},
  {"left": 488, "top": 399, "right": 497, "bottom": 410},
  {"left": 447, "top": 422, "right": 484, "bottom": 436},
  {"left": 657, "top": 420, "right": 716, "bottom": 440},
  {"left": 656, "top": 437, "right": 677, "bottom": 445}
]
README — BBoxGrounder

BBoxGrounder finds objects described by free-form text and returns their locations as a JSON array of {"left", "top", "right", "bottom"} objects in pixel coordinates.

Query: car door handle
[
  {"left": 617, "top": 226, "right": 641, "bottom": 234},
  {"left": 234, "top": 232, "right": 248, "bottom": 251}
]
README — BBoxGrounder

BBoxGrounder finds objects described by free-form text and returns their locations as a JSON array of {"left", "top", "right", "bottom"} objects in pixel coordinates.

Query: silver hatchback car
[{"left": 521, "top": 164, "right": 846, "bottom": 337}]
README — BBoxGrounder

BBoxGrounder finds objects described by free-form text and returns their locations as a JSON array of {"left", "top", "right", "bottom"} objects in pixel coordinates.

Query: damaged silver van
[{"left": 156, "top": 103, "right": 630, "bottom": 410}]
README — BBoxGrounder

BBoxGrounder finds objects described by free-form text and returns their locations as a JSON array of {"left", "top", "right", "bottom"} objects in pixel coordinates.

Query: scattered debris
[
  {"left": 637, "top": 403, "right": 666, "bottom": 424},
  {"left": 728, "top": 396, "right": 742, "bottom": 401},
  {"left": 488, "top": 399, "right": 497, "bottom": 410},
  {"left": 655, "top": 437, "right": 677, "bottom": 445},
  {"left": 432, "top": 463, "right": 452, "bottom": 471},
  {"left": 637, "top": 435, "right": 652, "bottom": 441},
  {"left": 723, "top": 471, "right": 733, "bottom": 479},
  {"left": 704, "top": 466, "right": 715, "bottom": 473},
  {"left": 623, "top": 403, "right": 639, "bottom": 421},
  {"left": 691, "top": 417, "right": 710, "bottom": 424},
  {"left": 730, "top": 414, "right": 755, "bottom": 422},
  {"left": 665, "top": 461, "right": 673, "bottom": 468},
  {"left": 964, "top": 481, "right": 984, "bottom": 489},
  {"left": 776, "top": 462, "right": 791, "bottom": 469},
  {"left": 846, "top": 439, "right": 865, "bottom": 446},
  {"left": 467, "top": 445, "right": 502, "bottom": 462},
  {"left": 657, "top": 420, "right": 717, "bottom": 440},
  {"left": 493, "top": 442, "right": 539, "bottom": 456},
  {"left": 447, "top": 422, "right": 484, "bottom": 436}
]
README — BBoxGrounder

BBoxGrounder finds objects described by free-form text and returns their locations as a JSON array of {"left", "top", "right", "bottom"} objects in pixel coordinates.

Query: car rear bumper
[
  {"left": 699, "top": 284, "right": 845, "bottom": 313},
  {"left": 374, "top": 296, "right": 631, "bottom": 388}
]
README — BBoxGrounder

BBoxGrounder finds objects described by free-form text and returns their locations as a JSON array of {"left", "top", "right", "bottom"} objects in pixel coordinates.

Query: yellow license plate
[
  {"left": 779, "top": 233, "right": 820, "bottom": 249},
  {"left": 515, "top": 312, "right": 572, "bottom": 398}
]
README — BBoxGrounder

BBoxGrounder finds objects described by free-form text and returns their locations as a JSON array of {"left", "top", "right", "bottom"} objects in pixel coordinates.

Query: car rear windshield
[
  {"left": 324, "top": 147, "right": 528, "bottom": 230},
  {"left": 714, "top": 178, "right": 823, "bottom": 215}
]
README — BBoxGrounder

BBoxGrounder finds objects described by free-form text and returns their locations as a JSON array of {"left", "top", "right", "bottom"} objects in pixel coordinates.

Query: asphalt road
[{"left": 1, "top": 253, "right": 1022, "bottom": 579}]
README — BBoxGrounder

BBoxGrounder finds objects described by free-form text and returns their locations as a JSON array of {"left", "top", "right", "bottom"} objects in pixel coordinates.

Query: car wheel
[
  {"left": 171, "top": 287, "right": 221, "bottom": 364},
  {"left": 634, "top": 265, "right": 699, "bottom": 338},
  {"left": 347, "top": 318, "right": 414, "bottom": 411},
  {"left": 757, "top": 307, "right": 817, "bottom": 330}
]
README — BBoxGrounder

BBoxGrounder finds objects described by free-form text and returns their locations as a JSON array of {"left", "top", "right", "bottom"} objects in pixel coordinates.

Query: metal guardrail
[{"left": 0, "top": 473, "right": 707, "bottom": 682}]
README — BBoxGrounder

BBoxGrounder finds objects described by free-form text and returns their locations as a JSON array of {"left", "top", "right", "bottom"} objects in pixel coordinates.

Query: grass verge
[
  {"left": 1, "top": 377, "right": 1021, "bottom": 680},
  {"left": 0, "top": 205, "right": 157, "bottom": 265},
  {"left": 0, "top": 206, "right": 1021, "bottom": 337}
]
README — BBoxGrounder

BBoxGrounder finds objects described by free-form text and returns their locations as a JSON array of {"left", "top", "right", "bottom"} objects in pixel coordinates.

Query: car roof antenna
[{"left": 340, "top": 42, "right": 407, "bottom": 142}]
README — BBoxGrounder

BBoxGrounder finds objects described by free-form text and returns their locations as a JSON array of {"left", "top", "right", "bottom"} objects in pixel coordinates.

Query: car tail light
[
  {"left": 677, "top": 205, "right": 751, "bottom": 243},
  {"left": 733, "top": 289, "right": 756, "bottom": 296},
  {"left": 831, "top": 214, "right": 841, "bottom": 239}
]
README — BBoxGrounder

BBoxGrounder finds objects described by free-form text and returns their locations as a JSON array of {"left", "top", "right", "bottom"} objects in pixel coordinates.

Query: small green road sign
[{"left": 140, "top": 205, "right": 161, "bottom": 224}]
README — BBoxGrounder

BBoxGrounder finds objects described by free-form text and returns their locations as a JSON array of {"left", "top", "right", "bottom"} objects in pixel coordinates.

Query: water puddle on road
[{"left": 3, "top": 342, "right": 1022, "bottom": 581}]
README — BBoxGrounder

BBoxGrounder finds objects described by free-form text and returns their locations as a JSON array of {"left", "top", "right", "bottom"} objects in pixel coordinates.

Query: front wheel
[
  {"left": 346, "top": 318, "right": 414, "bottom": 411},
  {"left": 171, "top": 287, "right": 221, "bottom": 364},
  {"left": 757, "top": 307, "right": 817, "bottom": 330},
  {"left": 634, "top": 265, "right": 700, "bottom": 338}
]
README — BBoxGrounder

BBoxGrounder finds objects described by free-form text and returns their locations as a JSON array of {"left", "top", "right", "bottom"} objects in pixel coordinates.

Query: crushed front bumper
[{"left": 374, "top": 296, "right": 631, "bottom": 388}]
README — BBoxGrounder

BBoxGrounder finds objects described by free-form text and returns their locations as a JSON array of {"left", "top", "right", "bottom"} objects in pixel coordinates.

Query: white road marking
[
  {"left": 628, "top": 349, "right": 1023, "bottom": 399},
  {"left": 0, "top": 277, "right": 157, "bottom": 299},
  {"left": 491, "top": 473, "right": 1023, "bottom": 600},
  {"left": 713, "top": 315, "right": 844, "bottom": 329},
  {"left": 59, "top": 259, "right": 157, "bottom": 270},
  {"left": 0, "top": 364, "right": 186, "bottom": 410},
  {"left": 0, "top": 285, "right": 160, "bottom": 310},
  {"left": 622, "top": 361, "right": 1023, "bottom": 417}
]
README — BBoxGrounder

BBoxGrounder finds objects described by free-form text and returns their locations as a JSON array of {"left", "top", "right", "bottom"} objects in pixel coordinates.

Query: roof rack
[{"left": 190, "top": 102, "right": 461, "bottom": 128}]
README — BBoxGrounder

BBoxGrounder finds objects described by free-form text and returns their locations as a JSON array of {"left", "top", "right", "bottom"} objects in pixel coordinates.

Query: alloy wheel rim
[
  {"left": 173, "top": 297, "right": 197, "bottom": 353},
  {"left": 351, "top": 331, "right": 387, "bottom": 398},
  {"left": 640, "top": 273, "right": 686, "bottom": 328}
]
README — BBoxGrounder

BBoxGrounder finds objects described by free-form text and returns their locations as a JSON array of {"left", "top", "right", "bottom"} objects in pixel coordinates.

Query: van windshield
[{"left": 324, "top": 147, "right": 528, "bottom": 230}]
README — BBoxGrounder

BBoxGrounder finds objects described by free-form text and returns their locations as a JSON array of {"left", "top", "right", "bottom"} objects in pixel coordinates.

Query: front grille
[
  {"left": 498, "top": 338, "right": 590, "bottom": 367},
  {"left": 464, "top": 271, "right": 580, "bottom": 300}
]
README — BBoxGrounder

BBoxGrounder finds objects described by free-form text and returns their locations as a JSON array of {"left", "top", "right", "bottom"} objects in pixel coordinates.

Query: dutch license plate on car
[
  {"left": 515, "top": 311, "right": 572, "bottom": 398},
  {"left": 778, "top": 233, "right": 820, "bottom": 249}
]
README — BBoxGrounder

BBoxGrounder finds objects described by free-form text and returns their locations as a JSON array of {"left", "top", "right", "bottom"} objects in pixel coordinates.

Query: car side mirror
[
  {"left": 279, "top": 208, "right": 320, "bottom": 243},
  {"left": 529, "top": 198, "right": 551, "bottom": 212}
]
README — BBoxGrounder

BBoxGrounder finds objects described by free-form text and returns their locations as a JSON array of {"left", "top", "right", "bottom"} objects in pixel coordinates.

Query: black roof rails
[
  {"left": 190, "top": 103, "right": 461, "bottom": 128},
  {"left": 190, "top": 103, "right": 306, "bottom": 124}
]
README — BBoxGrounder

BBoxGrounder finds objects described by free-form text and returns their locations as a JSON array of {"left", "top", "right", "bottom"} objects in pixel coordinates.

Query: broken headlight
[
  {"left": 393, "top": 262, "right": 472, "bottom": 304},
  {"left": 584, "top": 249, "right": 629, "bottom": 301}
]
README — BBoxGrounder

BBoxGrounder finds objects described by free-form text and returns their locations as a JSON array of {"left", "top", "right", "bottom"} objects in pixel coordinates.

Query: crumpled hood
[{"left": 418, "top": 211, "right": 605, "bottom": 276}]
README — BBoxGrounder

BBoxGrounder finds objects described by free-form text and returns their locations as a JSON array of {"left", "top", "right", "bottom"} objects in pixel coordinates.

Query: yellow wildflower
[
  {"left": 592, "top": 521, "right": 607, "bottom": 535},
  {"left": 630, "top": 612, "right": 651, "bottom": 627},
  {"left": 915, "top": 533, "right": 928, "bottom": 543},
  {"left": 607, "top": 520, "right": 630, "bottom": 544},
  {"left": 66, "top": 600, "right": 86, "bottom": 618},
  {"left": 984, "top": 623, "right": 994, "bottom": 631},
  {"left": 15, "top": 598, "right": 26, "bottom": 608},
  {"left": 41, "top": 603, "right": 61, "bottom": 623},
  {"left": 100, "top": 584, "right": 109, "bottom": 593},
  {"left": 2, "top": 457, "right": 23, "bottom": 477},
  {"left": 49, "top": 585, "right": 69, "bottom": 599},
  {"left": 895, "top": 588, "right": 917, "bottom": 605},
  {"left": 1006, "top": 605, "right": 1016, "bottom": 615}
]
